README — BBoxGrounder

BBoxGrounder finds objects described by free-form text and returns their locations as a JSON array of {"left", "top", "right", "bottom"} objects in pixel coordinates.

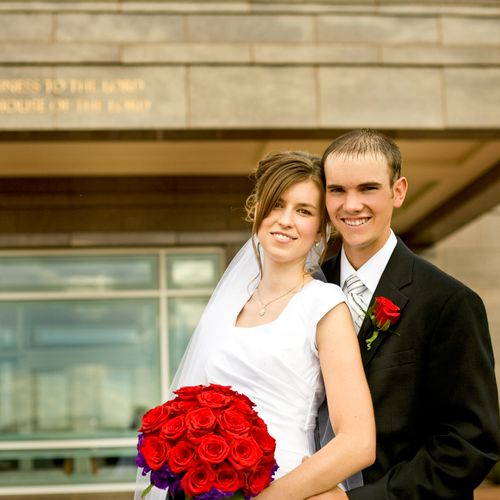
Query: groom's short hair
[{"left": 321, "top": 129, "right": 402, "bottom": 185}]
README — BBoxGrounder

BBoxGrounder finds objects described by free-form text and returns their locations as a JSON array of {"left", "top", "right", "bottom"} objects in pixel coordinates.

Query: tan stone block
[
  {"left": 0, "top": 14, "right": 52, "bottom": 41},
  {"left": 187, "top": 15, "right": 314, "bottom": 43},
  {"left": 253, "top": 43, "right": 378, "bottom": 64},
  {"left": 56, "top": 13, "right": 184, "bottom": 42},
  {"left": 442, "top": 16, "right": 500, "bottom": 46},
  {"left": 445, "top": 68, "right": 500, "bottom": 127},
  {"left": 382, "top": 45, "right": 500, "bottom": 65},
  {"left": 122, "top": 43, "right": 251, "bottom": 63},
  {"left": 319, "top": 67, "right": 443, "bottom": 128},
  {"left": 317, "top": 15, "right": 438, "bottom": 44},
  {"left": 0, "top": 43, "right": 120, "bottom": 63},
  {"left": 0, "top": 2, "right": 119, "bottom": 12},
  {"left": 441, "top": 250, "right": 500, "bottom": 288},
  {"left": 189, "top": 66, "right": 317, "bottom": 128}
]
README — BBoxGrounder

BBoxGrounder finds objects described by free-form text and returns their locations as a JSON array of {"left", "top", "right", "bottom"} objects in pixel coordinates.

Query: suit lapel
[{"left": 359, "top": 240, "right": 413, "bottom": 367}]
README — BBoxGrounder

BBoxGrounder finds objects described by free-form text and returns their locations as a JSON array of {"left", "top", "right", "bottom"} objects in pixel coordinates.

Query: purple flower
[
  {"left": 195, "top": 488, "right": 233, "bottom": 500},
  {"left": 270, "top": 462, "right": 279, "bottom": 479},
  {"left": 135, "top": 450, "right": 151, "bottom": 473},
  {"left": 151, "top": 464, "right": 177, "bottom": 490}
]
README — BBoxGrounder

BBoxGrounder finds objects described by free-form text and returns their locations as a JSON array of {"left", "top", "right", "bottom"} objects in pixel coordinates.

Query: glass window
[
  {"left": 168, "top": 297, "right": 208, "bottom": 379},
  {"left": 0, "top": 299, "right": 159, "bottom": 440},
  {"left": 0, "top": 248, "right": 222, "bottom": 492},
  {"left": 0, "top": 255, "right": 158, "bottom": 292},
  {"left": 167, "top": 253, "right": 220, "bottom": 289}
]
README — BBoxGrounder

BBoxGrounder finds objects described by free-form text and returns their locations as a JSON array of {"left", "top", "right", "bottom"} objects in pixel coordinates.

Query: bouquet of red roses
[{"left": 136, "top": 384, "right": 278, "bottom": 499}]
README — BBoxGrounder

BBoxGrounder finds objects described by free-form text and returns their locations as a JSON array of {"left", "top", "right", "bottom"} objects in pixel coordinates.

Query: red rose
[
  {"left": 197, "top": 389, "right": 232, "bottom": 409},
  {"left": 214, "top": 462, "right": 244, "bottom": 492},
  {"left": 140, "top": 434, "right": 170, "bottom": 470},
  {"left": 227, "top": 392, "right": 256, "bottom": 415},
  {"left": 170, "top": 399, "right": 200, "bottom": 414},
  {"left": 207, "top": 384, "right": 234, "bottom": 396},
  {"left": 174, "top": 385, "right": 204, "bottom": 400},
  {"left": 234, "top": 392, "right": 255, "bottom": 408},
  {"left": 253, "top": 426, "right": 276, "bottom": 456},
  {"left": 160, "top": 414, "right": 186, "bottom": 441},
  {"left": 228, "top": 437, "right": 263, "bottom": 470},
  {"left": 219, "top": 409, "right": 252, "bottom": 437},
  {"left": 185, "top": 407, "right": 217, "bottom": 437},
  {"left": 246, "top": 464, "right": 273, "bottom": 496},
  {"left": 373, "top": 296, "right": 400, "bottom": 330},
  {"left": 197, "top": 434, "right": 230, "bottom": 464},
  {"left": 180, "top": 461, "right": 215, "bottom": 497},
  {"left": 139, "top": 404, "right": 171, "bottom": 432},
  {"left": 167, "top": 440, "right": 196, "bottom": 473}
]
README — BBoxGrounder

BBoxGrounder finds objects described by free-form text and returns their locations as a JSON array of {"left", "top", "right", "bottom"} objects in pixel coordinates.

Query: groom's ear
[{"left": 392, "top": 176, "right": 408, "bottom": 208}]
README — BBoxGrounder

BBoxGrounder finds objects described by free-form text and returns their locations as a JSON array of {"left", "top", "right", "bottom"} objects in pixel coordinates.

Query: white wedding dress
[
  {"left": 204, "top": 279, "right": 344, "bottom": 479},
  {"left": 135, "top": 240, "right": 363, "bottom": 499}
]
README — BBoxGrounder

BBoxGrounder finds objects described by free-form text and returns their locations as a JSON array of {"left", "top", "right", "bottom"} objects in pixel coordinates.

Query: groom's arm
[{"left": 348, "top": 287, "right": 500, "bottom": 500}]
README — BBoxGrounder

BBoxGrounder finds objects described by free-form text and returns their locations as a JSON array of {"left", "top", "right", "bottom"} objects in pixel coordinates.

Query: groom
[{"left": 319, "top": 129, "right": 500, "bottom": 499}]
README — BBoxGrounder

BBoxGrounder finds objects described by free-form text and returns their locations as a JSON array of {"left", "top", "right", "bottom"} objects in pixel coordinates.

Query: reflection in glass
[
  {"left": 0, "top": 255, "right": 158, "bottom": 292},
  {"left": 0, "top": 447, "right": 136, "bottom": 486},
  {"left": 168, "top": 297, "right": 208, "bottom": 379},
  {"left": 167, "top": 254, "right": 220, "bottom": 289},
  {"left": 0, "top": 299, "right": 160, "bottom": 440}
]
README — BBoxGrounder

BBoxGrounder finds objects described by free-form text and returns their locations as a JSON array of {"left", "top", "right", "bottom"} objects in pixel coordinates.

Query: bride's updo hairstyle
[{"left": 244, "top": 151, "right": 328, "bottom": 274}]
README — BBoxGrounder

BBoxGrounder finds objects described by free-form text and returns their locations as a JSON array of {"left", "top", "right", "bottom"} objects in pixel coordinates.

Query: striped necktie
[{"left": 343, "top": 274, "right": 368, "bottom": 334}]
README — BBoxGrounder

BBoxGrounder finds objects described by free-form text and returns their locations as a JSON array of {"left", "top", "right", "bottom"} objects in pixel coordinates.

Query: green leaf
[
  {"left": 365, "top": 330, "right": 379, "bottom": 351},
  {"left": 141, "top": 483, "right": 153, "bottom": 498},
  {"left": 230, "top": 492, "right": 246, "bottom": 500}
]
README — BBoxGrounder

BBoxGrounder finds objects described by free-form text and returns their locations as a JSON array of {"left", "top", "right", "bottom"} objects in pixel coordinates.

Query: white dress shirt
[{"left": 340, "top": 230, "right": 398, "bottom": 306}]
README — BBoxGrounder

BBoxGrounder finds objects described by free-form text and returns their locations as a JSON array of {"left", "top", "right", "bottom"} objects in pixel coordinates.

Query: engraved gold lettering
[
  {"left": 101, "top": 79, "right": 145, "bottom": 94},
  {"left": 75, "top": 99, "right": 103, "bottom": 112},
  {"left": 0, "top": 99, "right": 45, "bottom": 113},
  {"left": 107, "top": 99, "right": 151, "bottom": 112},
  {"left": 68, "top": 79, "right": 97, "bottom": 93},
  {"left": 0, "top": 79, "right": 42, "bottom": 94},
  {"left": 48, "top": 99, "right": 70, "bottom": 112},
  {"left": 44, "top": 79, "right": 68, "bottom": 95}
]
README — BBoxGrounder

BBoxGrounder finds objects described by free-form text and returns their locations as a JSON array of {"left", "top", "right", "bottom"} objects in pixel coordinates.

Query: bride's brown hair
[{"left": 245, "top": 151, "right": 329, "bottom": 276}]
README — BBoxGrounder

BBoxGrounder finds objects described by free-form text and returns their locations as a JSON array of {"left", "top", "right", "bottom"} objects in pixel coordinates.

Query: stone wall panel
[
  {"left": 445, "top": 68, "right": 500, "bottom": 127},
  {"left": 253, "top": 43, "right": 378, "bottom": 64},
  {"left": 442, "top": 15, "right": 500, "bottom": 46},
  {"left": 317, "top": 15, "right": 438, "bottom": 44},
  {"left": 382, "top": 45, "right": 500, "bottom": 65},
  {"left": 319, "top": 67, "right": 443, "bottom": 128},
  {"left": 56, "top": 13, "right": 184, "bottom": 42},
  {"left": 0, "top": 43, "right": 120, "bottom": 63},
  {"left": 189, "top": 66, "right": 317, "bottom": 127},
  {"left": 122, "top": 43, "right": 251, "bottom": 63},
  {"left": 0, "top": 14, "right": 52, "bottom": 41},
  {"left": 187, "top": 15, "right": 314, "bottom": 43}
]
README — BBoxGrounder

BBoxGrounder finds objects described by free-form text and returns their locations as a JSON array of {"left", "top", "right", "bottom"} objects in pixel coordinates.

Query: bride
[{"left": 137, "top": 151, "right": 375, "bottom": 499}]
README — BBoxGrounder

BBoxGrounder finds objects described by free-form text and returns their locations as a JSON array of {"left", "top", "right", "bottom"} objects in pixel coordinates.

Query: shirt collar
[{"left": 340, "top": 230, "right": 397, "bottom": 295}]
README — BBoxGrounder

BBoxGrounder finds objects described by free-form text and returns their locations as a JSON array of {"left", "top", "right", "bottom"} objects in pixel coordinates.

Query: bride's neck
[{"left": 259, "top": 260, "right": 307, "bottom": 294}]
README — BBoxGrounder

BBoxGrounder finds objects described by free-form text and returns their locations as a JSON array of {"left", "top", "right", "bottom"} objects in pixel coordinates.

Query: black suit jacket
[{"left": 322, "top": 238, "right": 500, "bottom": 500}]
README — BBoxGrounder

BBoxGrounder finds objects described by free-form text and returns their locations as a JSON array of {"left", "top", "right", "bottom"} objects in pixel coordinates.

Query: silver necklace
[{"left": 254, "top": 279, "right": 303, "bottom": 317}]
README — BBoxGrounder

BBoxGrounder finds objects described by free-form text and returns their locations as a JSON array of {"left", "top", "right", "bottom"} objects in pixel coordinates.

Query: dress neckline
[{"left": 233, "top": 279, "right": 317, "bottom": 330}]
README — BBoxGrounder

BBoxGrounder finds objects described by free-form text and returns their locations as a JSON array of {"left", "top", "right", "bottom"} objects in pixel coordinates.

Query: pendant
[{"left": 258, "top": 308, "right": 266, "bottom": 317}]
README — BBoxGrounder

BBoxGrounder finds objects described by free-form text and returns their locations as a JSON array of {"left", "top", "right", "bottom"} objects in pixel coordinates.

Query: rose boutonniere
[{"left": 365, "top": 296, "right": 400, "bottom": 350}]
